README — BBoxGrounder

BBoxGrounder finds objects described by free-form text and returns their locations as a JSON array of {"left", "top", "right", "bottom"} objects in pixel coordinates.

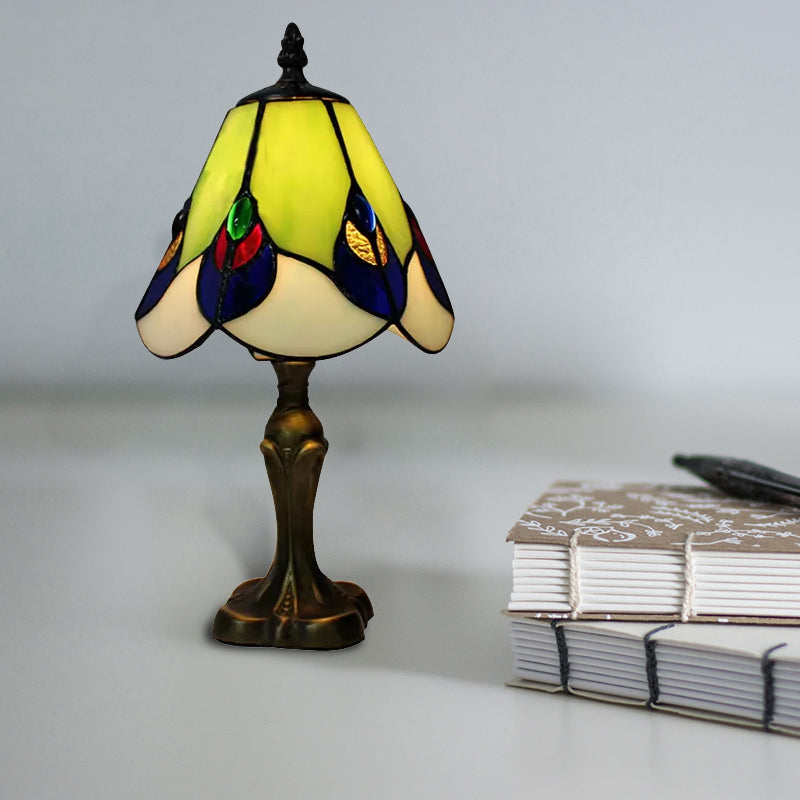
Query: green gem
[{"left": 227, "top": 195, "right": 253, "bottom": 241}]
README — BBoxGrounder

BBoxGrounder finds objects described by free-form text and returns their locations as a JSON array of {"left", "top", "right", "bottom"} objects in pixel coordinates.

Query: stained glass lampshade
[{"left": 134, "top": 23, "right": 453, "bottom": 649}]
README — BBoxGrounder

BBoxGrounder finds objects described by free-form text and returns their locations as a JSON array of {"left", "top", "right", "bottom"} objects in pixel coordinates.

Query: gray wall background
[{"left": 3, "top": 0, "right": 799, "bottom": 399}]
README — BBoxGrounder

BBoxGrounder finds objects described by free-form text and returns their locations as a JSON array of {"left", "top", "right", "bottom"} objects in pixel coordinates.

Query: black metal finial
[
  {"left": 277, "top": 23, "right": 308, "bottom": 74},
  {"left": 236, "top": 21, "right": 348, "bottom": 106}
]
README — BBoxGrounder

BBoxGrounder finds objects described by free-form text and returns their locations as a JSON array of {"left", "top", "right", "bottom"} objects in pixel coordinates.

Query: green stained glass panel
[
  {"left": 250, "top": 100, "right": 350, "bottom": 270},
  {"left": 333, "top": 103, "right": 412, "bottom": 264},
  {"left": 179, "top": 103, "right": 259, "bottom": 270}
]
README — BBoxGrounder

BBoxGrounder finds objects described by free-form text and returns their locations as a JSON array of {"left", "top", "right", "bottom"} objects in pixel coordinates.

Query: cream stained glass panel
[
  {"left": 136, "top": 257, "right": 211, "bottom": 357},
  {"left": 399, "top": 253, "right": 454, "bottom": 353},
  {"left": 223, "top": 255, "right": 386, "bottom": 358}
]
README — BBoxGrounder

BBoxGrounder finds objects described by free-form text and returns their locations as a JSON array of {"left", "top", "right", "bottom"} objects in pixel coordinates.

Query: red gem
[
  {"left": 410, "top": 214, "right": 434, "bottom": 263},
  {"left": 232, "top": 224, "right": 264, "bottom": 269},
  {"left": 214, "top": 229, "right": 228, "bottom": 270}
]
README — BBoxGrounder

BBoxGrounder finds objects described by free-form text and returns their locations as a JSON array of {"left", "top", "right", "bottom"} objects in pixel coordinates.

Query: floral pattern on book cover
[{"left": 508, "top": 482, "right": 800, "bottom": 552}]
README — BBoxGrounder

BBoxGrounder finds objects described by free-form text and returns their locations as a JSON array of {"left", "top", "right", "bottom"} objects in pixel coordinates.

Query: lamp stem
[
  {"left": 262, "top": 361, "right": 326, "bottom": 616},
  {"left": 211, "top": 361, "right": 372, "bottom": 649}
]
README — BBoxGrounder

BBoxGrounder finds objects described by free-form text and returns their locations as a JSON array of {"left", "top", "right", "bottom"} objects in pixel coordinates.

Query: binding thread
[
  {"left": 643, "top": 623, "right": 675, "bottom": 706},
  {"left": 680, "top": 532, "right": 695, "bottom": 622},
  {"left": 762, "top": 643, "right": 787, "bottom": 731},
  {"left": 551, "top": 620, "right": 570, "bottom": 691},
  {"left": 568, "top": 533, "right": 580, "bottom": 620}
]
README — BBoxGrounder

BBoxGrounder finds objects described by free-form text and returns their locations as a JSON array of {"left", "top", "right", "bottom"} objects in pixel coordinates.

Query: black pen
[{"left": 673, "top": 454, "right": 800, "bottom": 508}]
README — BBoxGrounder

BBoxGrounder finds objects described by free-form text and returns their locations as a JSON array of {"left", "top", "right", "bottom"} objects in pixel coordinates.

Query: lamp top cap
[
  {"left": 237, "top": 22, "right": 348, "bottom": 106},
  {"left": 277, "top": 22, "right": 308, "bottom": 72}
]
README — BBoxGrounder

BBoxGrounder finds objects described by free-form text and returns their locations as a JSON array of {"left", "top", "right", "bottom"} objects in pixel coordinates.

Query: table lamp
[{"left": 134, "top": 23, "right": 454, "bottom": 649}]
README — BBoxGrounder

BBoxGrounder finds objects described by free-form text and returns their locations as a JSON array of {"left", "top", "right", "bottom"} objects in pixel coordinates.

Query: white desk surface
[{"left": 3, "top": 390, "right": 800, "bottom": 799}]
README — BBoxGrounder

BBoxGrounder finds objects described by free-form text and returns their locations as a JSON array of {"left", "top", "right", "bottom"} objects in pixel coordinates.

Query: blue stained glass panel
[{"left": 197, "top": 230, "right": 277, "bottom": 325}]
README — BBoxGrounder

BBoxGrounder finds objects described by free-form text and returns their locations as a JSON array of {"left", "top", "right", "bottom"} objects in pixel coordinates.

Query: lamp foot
[{"left": 211, "top": 577, "right": 373, "bottom": 650}]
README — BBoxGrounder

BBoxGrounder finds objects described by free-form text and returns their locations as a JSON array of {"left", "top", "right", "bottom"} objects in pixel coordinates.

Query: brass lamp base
[
  {"left": 212, "top": 578, "right": 372, "bottom": 649},
  {"left": 211, "top": 360, "right": 372, "bottom": 650}
]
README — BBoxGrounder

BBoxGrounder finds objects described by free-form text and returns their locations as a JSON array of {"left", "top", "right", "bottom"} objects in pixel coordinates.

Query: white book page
[{"left": 651, "top": 622, "right": 800, "bottom": 655}]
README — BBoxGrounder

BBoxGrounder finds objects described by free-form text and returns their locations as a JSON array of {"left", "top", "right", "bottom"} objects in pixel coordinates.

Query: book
[
  {"left": 507, "top": 481, "right": 800, "bottom": 624},
  {"left": 507, "top": 616, "right": 800, "bottom": 736}
]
